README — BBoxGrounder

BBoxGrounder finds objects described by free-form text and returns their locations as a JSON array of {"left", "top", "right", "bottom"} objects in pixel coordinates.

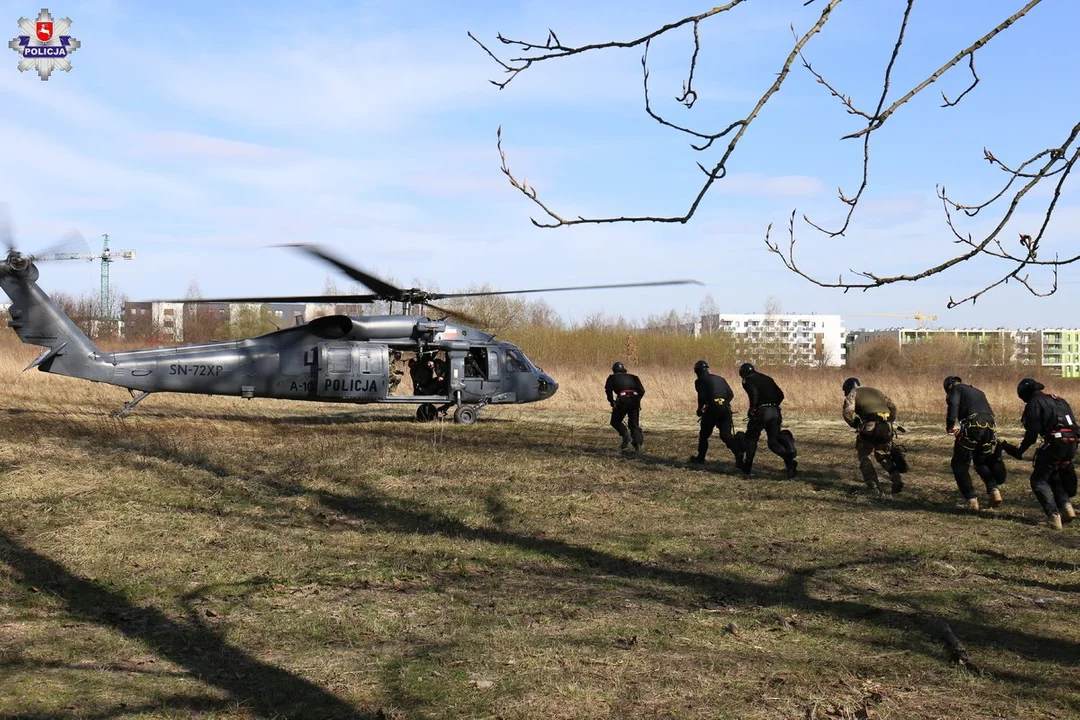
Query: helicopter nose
[{"left": 538, "top": 372, "right": 558, "bottom": 397}]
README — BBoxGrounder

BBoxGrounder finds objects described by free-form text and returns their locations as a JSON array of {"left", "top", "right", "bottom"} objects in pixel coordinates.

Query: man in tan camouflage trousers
[{"left": 841, "top": 377, "right": 906, "bottom": 496}]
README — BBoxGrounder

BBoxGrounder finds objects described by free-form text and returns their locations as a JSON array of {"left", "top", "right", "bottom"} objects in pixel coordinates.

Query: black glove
[
  {"left": 999, "top": 441, "right": 1023, "bottom": 460},
  {"left": 696, "top": 408, "right": 704, "bottom": 417}
]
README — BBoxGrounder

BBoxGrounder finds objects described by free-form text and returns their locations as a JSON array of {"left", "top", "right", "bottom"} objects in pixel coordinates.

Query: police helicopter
[{"left": 0, "top": 230, "right": 701, "bottom": 424}]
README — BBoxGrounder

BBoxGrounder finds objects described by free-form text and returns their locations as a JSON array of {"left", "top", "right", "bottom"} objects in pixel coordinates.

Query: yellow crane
[{"left": 846, "top": 311, "right": 938, "bottom": 329}]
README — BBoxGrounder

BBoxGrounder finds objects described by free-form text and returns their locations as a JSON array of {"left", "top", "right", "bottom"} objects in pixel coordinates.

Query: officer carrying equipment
[
  {"left": 842, "top": 377, "right": 906, "bottom": 495},
  {"left": 945, "top": 375, "right": 1006, "bottom": 511},
  {"left": 999, "top": 378, "right": 1079, "bottom": 529},
  {"left": 605, "top": 361, "right": 646, "bottom": 455},
  {"left": 738, "top": 363, "right": 797, "bottom": 477},
  {"left": 689, "top": 360, "right": 743, "bottom": 469}
]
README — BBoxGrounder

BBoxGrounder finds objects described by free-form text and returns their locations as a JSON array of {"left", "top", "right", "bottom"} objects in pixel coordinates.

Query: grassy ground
[{"left": 1, "top": 345, "right": 1079, "bottom": 719}]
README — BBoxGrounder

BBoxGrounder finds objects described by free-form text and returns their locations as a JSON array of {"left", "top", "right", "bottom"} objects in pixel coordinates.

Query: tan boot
[
  {"left": 1048, "top": 513, "right": 1063, "bottom": 530},
  {"left": 1062, "top": 502, "right": 1076, "bottom": 523},
  {"left": 964, "top": 497, "right": 980, "bottom": 512},
  {"left": 989, "top": 489, "right": 1003, "bottom": 508}
]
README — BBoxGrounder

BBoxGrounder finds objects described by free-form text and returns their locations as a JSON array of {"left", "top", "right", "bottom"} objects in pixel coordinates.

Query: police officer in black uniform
[
  {"left": 604, "top": 362, "right": 646, "bottom": 454},
  {"left": 689, "top": 360, "right": 744, "bottom": 468},
  {"left": 1000, "top": 378, "right": 1079, "bottom": 529},
  {"left": 945, "top": 375, "right": 1007, "bottom": 511},
  {"left": 738, "top": 362, "right": 797, "bottom": 477}
]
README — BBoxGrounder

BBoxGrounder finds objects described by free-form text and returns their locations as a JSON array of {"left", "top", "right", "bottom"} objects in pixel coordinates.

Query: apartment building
[
  {"left": 121, "top": 300, "right": 343, "bottom": 342},
  {"left": 691, "top": 313, "right": 847, "bottom": 367},
  {"left": 845, "top": 327, "right": 1080, "bottom": 376}
]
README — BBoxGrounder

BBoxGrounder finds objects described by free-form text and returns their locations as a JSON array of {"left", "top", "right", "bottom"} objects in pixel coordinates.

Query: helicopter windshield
[{"left": 504, "top": 347, "right": 535, "bottom": 373}]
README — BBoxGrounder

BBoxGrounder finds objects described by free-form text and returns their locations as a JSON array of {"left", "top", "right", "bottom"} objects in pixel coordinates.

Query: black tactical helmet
[
  {"left": 944, "top": 375, "right": 962, "bottom": 392},
  {"left": 612, "top": 362, "right": 627, "bottom": 374},
  {"left": 738, "top": 362, "right": 756, "bottom": 378},
  {"left": 1017, "top": 377, "right": 1044, "bottom": 402},
  {"left": 694, "top": 360, "right": 709, "bottom": 372},
  {"left": 842, "top": 377, "right": 860, "bottom": 395}
]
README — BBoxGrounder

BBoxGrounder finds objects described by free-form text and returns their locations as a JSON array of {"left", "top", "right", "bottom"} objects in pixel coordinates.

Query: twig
[
  {"left": 940, "top": 620, "right": 982, "bottom": 674},
  {"left": 490, "top": 0, "right": 843, "bottom": 227}
]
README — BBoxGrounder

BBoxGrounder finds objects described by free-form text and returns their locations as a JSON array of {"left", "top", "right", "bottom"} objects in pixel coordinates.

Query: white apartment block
[{"left": 692, "top": 313, "right": 847, "bottom": 367}]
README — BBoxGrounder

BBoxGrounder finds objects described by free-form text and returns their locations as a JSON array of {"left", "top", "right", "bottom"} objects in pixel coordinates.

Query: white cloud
[{"left": 137, "top": 131, "right": 288, "bottom": 162}]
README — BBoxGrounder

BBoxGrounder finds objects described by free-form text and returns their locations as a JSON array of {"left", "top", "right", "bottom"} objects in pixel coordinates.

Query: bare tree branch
[
  {"left": 839, "top": 0, "right": 1044, "bottom": 140},
  {"left": 474, "top": 0, "right": 1073, "bottom": 309},
  {"left": 487, "top": 0, "right": 844, "bottom": 228},
  {"left": 803, "top": 0, "right": 917, "bottom": 238},
  {"left": 941, "top": 54, "right": 980, "bottom": 107},
  {"left": 468, "top": 1, "right": 749, "bottom": 91}
]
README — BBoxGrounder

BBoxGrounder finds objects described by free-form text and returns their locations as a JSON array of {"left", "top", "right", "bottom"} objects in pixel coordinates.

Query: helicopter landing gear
[
  {"left": 453, "top": 404, "right": 478, "bottom": 425},
  {"left": 113, "top": 390, "right": 151, "bottom": 419},
  {"left": 416, "top": 403, "right": 439, "bottom": 423}
]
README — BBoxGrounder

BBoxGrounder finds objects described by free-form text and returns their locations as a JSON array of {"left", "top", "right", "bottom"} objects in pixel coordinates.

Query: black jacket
[
  {"left": 946, "top": 383, "right": 995, "bottom": 431},
  {"left": 695, "top": 372, "right": 734, "bottom": 411},
  {"left": 605, "top": 373, "right": 645, "bottom": 404},
  {"left": 1018, "top": 392, "right": 1079, "bottom": 455},
  {"left": 742, "top": 371, "right": 784, "bottom": 408}
]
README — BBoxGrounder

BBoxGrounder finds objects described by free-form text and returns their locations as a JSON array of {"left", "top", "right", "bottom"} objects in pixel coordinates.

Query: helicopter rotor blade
[
  {"left": 150, "top": 294, "right": 380, "bottom": 305},
  {"left": 281, "top": 243, "right": 405, "bottom": 300},
  {"left": 29, "top": 229, "right": 95, "bottom": 262},
  {"left": 0, "top": 203, "right": 15, "bottom": 252},
  {"left": 419, "top": 300, "right": 484, "bottom": 327},
  {"left": 428, "top": 278, "right": 704, "bottom": 299}
]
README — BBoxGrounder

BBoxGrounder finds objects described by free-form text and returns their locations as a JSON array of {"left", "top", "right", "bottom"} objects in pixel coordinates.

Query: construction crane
[
  {"left": 846, "top": 311, "right": 938, "bottom": 329},
  {"left": 36, "top": 233, "right": 135, "bottom": 319}
]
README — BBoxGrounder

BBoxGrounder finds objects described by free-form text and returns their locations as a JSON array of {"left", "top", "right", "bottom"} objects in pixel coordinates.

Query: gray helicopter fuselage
[
  {"left": 97, "top": 316, "right": 557, "bottom": 405},
  {"left": 0, "top": 261, "right": 558, "bottom": 410}
]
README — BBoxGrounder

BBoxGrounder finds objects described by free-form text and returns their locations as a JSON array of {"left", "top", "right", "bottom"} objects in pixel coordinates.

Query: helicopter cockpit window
[
  {"left": 505, "top": 349, "right": 531, "bottom": 373},
  {"left": 465, "top": 348, "right": 489, "bottom": 379}
]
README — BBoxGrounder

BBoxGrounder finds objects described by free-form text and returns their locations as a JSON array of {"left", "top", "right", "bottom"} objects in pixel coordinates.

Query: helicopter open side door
[{"left": 316, "top": 342, "right": 388, "bottom": 400}]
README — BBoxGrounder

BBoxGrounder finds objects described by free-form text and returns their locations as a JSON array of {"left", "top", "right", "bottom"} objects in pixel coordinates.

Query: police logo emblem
[{"left": 8, "top": 8, "right": 80, "bottom": 81}]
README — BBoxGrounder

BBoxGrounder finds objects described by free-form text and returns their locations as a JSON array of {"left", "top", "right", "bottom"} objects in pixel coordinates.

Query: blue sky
[{"left": 0, "top": 0, "right": 1077, "bottom": 330}]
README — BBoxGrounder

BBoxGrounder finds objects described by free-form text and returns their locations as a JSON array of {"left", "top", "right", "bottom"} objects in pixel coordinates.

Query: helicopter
[{"left": 0, "top": 236, "right": 702, "bottom": 424}]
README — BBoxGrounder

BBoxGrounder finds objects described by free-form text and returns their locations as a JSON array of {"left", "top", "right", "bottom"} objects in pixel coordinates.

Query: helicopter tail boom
[{"left": 0, "top": 260, "right": 109, "bottom": 382}]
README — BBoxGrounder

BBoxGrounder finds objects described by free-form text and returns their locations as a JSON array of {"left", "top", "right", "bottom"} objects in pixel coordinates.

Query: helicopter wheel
[
  {"left": 416, "top": 403, "right": 439, "bottom": 423},
  {"left": 453, "top": 404, "right": 478, "bottom": 425}
]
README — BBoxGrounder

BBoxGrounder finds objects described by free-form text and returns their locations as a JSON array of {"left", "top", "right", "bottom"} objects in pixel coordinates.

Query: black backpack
[{"left": 1047, "top": 395, "right": 1079, "bottom": 444}]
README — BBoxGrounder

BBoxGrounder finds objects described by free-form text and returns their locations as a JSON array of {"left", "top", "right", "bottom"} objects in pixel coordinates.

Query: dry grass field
[{"left": 1, "top": 334, "right": 1079, "bottom": 719}]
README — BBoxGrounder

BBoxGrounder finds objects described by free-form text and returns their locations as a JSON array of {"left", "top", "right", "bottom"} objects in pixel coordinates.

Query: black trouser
[
  {"left": 611, "top": 396, "right": 643, "bottom": 448},
  {"left": 697, "top": 403, "right": 741, "bottom": 461},
  {"left": 952, "top": 424, "right": 1006, "bottom": 500},
  {"left": 742, "top": 405, "right": 795, "bottom": 469},
  {"left": 1030, "top": 439, "right": 1077, "bottom": 516}
]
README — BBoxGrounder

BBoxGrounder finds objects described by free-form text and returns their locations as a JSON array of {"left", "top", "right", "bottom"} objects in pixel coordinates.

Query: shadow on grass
[
  {"left": 288, "top": 478, "right": 1080, "bottom": 689},
  {"left": 0, "top": 695, "right": 230, "bottom": 720},
  {"left": 808, "top": 490, "right": 1046, "bottom": 528},
  {"left": 0, "top": 531, "right": 382, "bottom": 720}
]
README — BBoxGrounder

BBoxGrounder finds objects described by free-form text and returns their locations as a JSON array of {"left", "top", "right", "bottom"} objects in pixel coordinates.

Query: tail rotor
[{"left": 0, "top": 203, "right": 91, "bottom": 272}]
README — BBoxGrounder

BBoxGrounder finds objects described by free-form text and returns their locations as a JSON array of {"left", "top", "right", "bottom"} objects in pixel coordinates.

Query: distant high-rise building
[{"left": 689, "top": 313, "right": 847, "bottom": 367}]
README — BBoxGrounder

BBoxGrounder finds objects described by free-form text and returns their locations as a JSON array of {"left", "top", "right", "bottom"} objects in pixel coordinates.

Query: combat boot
[
  {"left": 989, "top": 488, "right": 1003, "bottom": 508},
  {"left": 785, "top": 458, "right": 798, "bottom": 479},
  {"left": 1048, "top": 513, "right": 1063, "bottom": 530},
  {"left": 890, "top": 475, "right": 904, "bottom": 494},
  {"left": 619, "top": 434, "right": 631, "bottom": 451},
  {"left": 961, "top": 497, "right": 979, "bottom": 512},
  {"left": 1061, "top": 502, "right": 1076, "bottom": 523},
  {"left": 688, "top": 456, "right": 705, "bottom": 465},
  {"left": 632, "top": 442, "right": 643, "bottom": 457}
]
